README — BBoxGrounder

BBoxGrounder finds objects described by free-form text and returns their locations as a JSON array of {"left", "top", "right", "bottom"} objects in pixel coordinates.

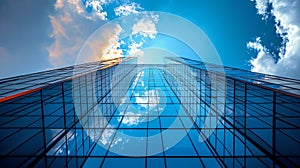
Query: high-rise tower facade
[{"left": 0, "top": 57, "right": 299, "bottom": 167}]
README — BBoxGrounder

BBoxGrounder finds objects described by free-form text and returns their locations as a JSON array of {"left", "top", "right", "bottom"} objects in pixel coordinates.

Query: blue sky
[{"left": 0, "top": 0, "right": 299, "bottom": 79}]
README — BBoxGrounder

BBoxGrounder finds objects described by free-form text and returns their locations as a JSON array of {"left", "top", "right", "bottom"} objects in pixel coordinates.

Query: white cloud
[
  {"left": 135, "top": 90, "right": 159, "bottom": 110},
  {"left": 247, "top": 37, "right": 276, "bottom": 74},
  {"left": 125, "top": 13, "right": 159, "bottom": 58},
  {"left": 128, "top": 41, "right": 144, "bottom": 56},
  {"left": 66, "top": 0, "right": 85, "bottom": 15},
  {"left": 47, "top": 13, "right": 89, "bottom": 67},
  {"left": 55, "top": 0, "right": 108, "bottom": 20},
  {"left": 47, "top": 14, "right": 84, "bottom": 67},
  {"left": 60, "top": 12, "right": 73, "bottom": 23},
  {"left": 84, "top": 0, "right": 108, "bottom": 21},
  {"left": 250, "top": 0, "right": 269, "bottom": 20},
  {"left": 114, "top": 2, "right": 143, "bottom": 16},
  {"left": 114, "top": 3, "right": 157, "bottom": 60},
  {"left": 55, "top": 0, "right": 64, "bottom": 9},
  {"left": 87, "top": 23, "right": 124, "bottom": 61},
  {"left": 132, "top": 14, "right": 159, "bottom": 39},
  {"left": 48, "top": 0, "right": 111, "bottom": 67},
  {"left": 111, "top": 137, "right": 122, "bottom": 147},
  {"left": 48, "top": 0, "right": 157, "bottom": 67},
  {"left": 121, "top": 111, "right": 141, "bottom": 126},
  {"left": 249, "top": 0, "right": 300, "bottom": 79},
  {"left": 100, "top": 128, "right": 115, "bottom": 145}
]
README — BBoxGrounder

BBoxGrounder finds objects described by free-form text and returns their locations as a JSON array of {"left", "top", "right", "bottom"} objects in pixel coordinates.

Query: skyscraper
[{"left": 0, "top": 57, "right": 299, "bottom": 167}]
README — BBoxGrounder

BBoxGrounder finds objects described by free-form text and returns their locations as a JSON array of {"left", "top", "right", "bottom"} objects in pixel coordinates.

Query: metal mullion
[
  {"left": 28, "top": 78, "right": 123, "bottom": 167},
  {"left": 170, "top": 71, "right": 227, "bottom": 166},
  {"left": 178, "top": 116, "right": 206, "bottom": 167},
  {"left": 220, "top": 114, "right": 286, "bottom": 167},
  {"left": 158, "top": 115, "right": 167, "bottom": 168},
  {"left": 61, "top": 83, "right": 69, "bottom": 166},
  {"left": 0, "top": 105, "right": 42, "bottom": 127},
  {"left": 82, "top": 67, "right": 134, "bottom": 167},
  {"left": 145, "top": 67, "right": 150, "bottom": 168},
  {"left": 99, "top": 108, "right": 126, "bottom": 168},
  {"left": 7, "top": 128, "right": 44, "bottom": 156}
]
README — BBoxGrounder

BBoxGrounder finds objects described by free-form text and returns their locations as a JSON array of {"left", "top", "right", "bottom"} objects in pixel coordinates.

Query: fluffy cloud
[
  {"left": 121, "top": 111, "right": 142, "bottom": 126},
  {"left": 250, "top": 0, "right": 269, "bottom": 20},
  {"left": 132, "top": 14, "right": 159, "bottom": 39},
  {"left": 135, "top": 90, "right": 160, "bottom": 110},
  {"left": 249, "top": 0, "right": 300, "bottom": 79},
  {"left": 247, "top": 37, "right": 276, "bottom": 73},
  {"left": 114, "top": 2, "right": 143, "bottom": 16},
  {"left": 125, "top": 13, "right": 159, "bottom": 59},
  {"left": 48, "top": 0, "right": 158, "bottom": 67},
  {"left": 83, "top": 0, "right": 108, "bottom": 21},
  {"left": 86, "top": 23, "right": 123, "bottom": 62},
  {"left": 47, "top": 15, "right": 84, "bottom": 66},
  {"left": 100, "top": 128, "right": 115, "bottom": 145},
  {"left": 48, "top": 0, "right": 109, "bottom": 67},
  {"left": 55, "top": 0, "right": 107, "bottom": 20},
  {"left": 55, "top": 0, "right": 64, "bottom": 9},
  {"left": 128, "top": 41, "right": 144, "bottom": 56}
]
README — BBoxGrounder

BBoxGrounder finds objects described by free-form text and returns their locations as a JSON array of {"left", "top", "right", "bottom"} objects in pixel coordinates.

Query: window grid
[{"left": 0, "top": 57, "right": 299, "bottom": 167}]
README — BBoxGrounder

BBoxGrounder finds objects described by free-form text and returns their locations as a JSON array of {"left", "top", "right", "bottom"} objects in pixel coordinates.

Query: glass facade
[{"left": 0, "top": 57, "right": 299, "bottom": 167}]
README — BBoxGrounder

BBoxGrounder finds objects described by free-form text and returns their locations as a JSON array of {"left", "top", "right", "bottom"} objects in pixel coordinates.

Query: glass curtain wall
[{"left": 0, "top": 57, "right": 299, "bottom": 167}]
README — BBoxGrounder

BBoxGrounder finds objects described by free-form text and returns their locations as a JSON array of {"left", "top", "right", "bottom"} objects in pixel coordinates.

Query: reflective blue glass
[{"left": 0, "top": 57, "right": 299, "bottom": 167}]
